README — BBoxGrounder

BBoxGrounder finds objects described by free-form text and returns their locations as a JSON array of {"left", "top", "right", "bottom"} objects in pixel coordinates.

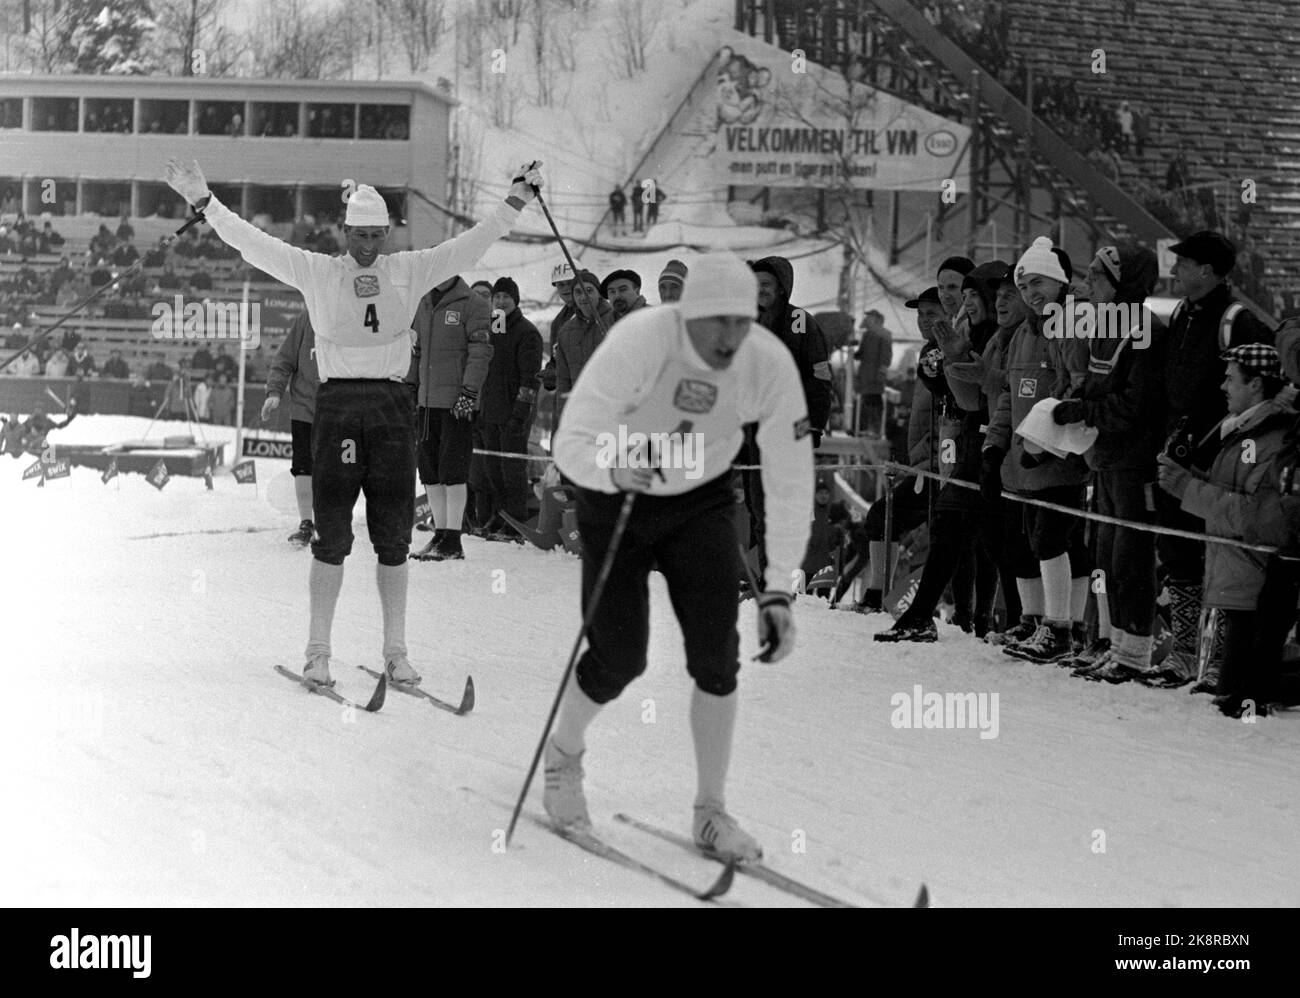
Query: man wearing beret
[{"left": 600, "top": 269, "right": 646, "bottom": 323}]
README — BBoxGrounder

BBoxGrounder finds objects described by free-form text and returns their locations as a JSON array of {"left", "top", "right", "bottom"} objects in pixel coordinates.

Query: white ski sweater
[
  {"left": 201, "top": 196, "right": 520, "bottom": 381},
  {"left": 554, "top": 304, "right": 814, "bottom": 593}
]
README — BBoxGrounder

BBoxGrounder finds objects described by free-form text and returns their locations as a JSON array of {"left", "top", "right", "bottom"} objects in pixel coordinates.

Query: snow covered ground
[{"left": 2, "top": 415, "right": 1297, "bottom": 908}]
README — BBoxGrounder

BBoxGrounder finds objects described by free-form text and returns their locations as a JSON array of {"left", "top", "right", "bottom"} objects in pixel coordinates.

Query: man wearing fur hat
[
  {"left": 164, "top": 157, "right": 545, "bottom": 689},
  {"left": 546, "top": 252, "right": 813, "bottom": 861}
]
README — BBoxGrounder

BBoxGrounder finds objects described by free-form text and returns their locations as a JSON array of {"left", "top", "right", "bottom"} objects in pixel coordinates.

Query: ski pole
[
  {"left": 0, "top": 210, "right": 207, "bottom": 376},
  {"left": 508, "top": 489, "right": 637, "bottom": 846},
  {"left": 529, "top": 180, "right": 611, "bottom": 339}
]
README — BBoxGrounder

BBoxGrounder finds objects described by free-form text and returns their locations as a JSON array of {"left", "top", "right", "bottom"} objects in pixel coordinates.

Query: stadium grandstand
[{"left": 733, "top": 0, "right": 1298, "bottom": 318}]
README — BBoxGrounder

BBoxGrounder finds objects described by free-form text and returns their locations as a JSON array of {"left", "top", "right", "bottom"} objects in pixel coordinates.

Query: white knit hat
[
  {"left": 1015, "top": 236, "right": 1069, "bottom": 285},
  {"left": 677, "top": 252, "right": 757, "bottom": 321},
  {"left": 344, "top": 185, "right": 390, "bottom": 227}
]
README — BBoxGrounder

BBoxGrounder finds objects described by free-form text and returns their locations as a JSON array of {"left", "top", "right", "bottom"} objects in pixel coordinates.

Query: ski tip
[
  {"left": 913, "top": 883, "right": 929, "bottom": 908},
  {"left": 363, "top": 669, "right": 387, "bottom": 712},
  {"left": 458, "top": 675, "right": 476, "bottom": 714}
]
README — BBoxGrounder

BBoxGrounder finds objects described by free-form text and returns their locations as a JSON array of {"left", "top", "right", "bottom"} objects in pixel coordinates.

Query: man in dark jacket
[
  {"left": 408, "top": 275, "right": 493, "bottom": 561},
  {"left": 102, "top": 349, "right": 130, "bottom": 379},
  {"left": 608, "top": 186, "right": 627, "bottom": 237},
  {"left": 1157, "top": 230, "right": 1272, "bottom": 683},
  {"left": 1053, "top": 246, "right": 1167, "bottom": 680},
  {"left": 876, "top": 261, "right": 1010, "bottom": 642},
  {"left": 536, "top": 261, "right": 578, "bottom": 394},
  {"left": 475, "top": 276, "right": 544, "bottom": 537},
  {"left": 750, "top": 256, "right": 833, "bottom": 436},
  {"left": 554, "top": 269, "right": 614, "bottom": 400},
  {"left": 262, "top": 311, "right": 321, "bottom": 547},
  {"left": 737, "top": 255, "right": 832, "bottom": 588}
]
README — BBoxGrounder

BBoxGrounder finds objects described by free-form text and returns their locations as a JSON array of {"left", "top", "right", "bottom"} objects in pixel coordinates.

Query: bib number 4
[{"left": 363, "top": 303, "right": 379, "bottom": 334}]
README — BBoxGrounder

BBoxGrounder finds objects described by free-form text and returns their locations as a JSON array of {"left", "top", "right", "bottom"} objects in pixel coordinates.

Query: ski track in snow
[{"left": 1, "top": 417, "right": 1297, "bottom": 906}]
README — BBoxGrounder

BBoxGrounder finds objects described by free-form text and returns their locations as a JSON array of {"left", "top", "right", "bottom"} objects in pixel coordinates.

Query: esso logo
[{"left": 925, "top": 130, "right": 957, "bottom": 157}]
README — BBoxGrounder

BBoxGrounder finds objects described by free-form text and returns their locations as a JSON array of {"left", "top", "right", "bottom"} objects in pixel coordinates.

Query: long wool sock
[
  {"left": 1040, "top": 553, "right": 1072, "bottom": 625},
  {"left": 376, "top": 561, "right": 408, "bottom": 662},
  {"left": 552, "top": 680, "right": 604, "bottom": 757},
  {"left": 1070, "top": 576, "right": 1090, "bottom": 624},
  {"left": 425, "top": 483, "right": 447, "bottom": 531},
  {"left": 1016, "top": 577, "right": 1045, "bottom": 618},
  {"left": 294, "top": 473, "right": 313, "bottom": 521},
  {"left": 306, "top": 559, "right": 345, "bottom": 660},
  {"left": 446, "top": 483, "right": 468, "bottom": 534},
  {"left": 691, "top": 687, "right": 738, "bottom": 808}
]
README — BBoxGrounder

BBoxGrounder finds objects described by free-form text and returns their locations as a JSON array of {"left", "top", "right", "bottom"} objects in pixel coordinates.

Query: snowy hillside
[
  {"left": 2, "top": 416, "right": 1297, "bottom": 907},
  {"left": 335, "top": 0, "right": 926, "bottom": 328}
]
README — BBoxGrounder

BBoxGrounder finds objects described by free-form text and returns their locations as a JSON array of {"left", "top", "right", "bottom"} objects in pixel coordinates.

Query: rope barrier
[{"left": 472, "top": 446, "right": 1284, "bottom": 555}]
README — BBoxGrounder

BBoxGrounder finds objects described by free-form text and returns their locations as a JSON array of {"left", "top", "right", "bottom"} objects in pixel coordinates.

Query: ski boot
[
  {"left": 288, "top": 519, "right": 315, "bottom": 547},
  {"left": 385, "top": 655, "right": 422, "bottom": 686},
  {"left": 693, "top": 802, "right": 762, "bottom": 863},
  {"left": 302, "top": 654, "right": 334, "bottom": 687},
  {"left": 543, "top": 737, "right": 591, "bottom": 830}
]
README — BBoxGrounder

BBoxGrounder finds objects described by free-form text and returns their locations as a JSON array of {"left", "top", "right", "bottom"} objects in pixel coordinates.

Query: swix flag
[
  {"left": 44, "top": 458, "right": 71, "bottom": 480},
  {"left": 232, "top": 460, "right": 257, "bottom": 485},
  {"left": 102, "top": 458, "right": 119, "bottom": 484},
  {"left": 147, "top": 458, "right": 170, "bottom": 491},
  {"left": 22, "top": 460, "right": 43, "bottom": 482}
]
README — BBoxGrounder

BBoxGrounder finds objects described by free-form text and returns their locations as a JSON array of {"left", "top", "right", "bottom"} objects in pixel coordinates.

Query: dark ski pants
[
  {"left": 1154, "top": 484, "right": 1206, "bottom": 585},
  {"left": 311, "top": 380, "right": 415, "bottom": 567},
  {"left": 1219, "top": 556, "right": 1300, "bottom": 705},
  {"left": 899, "top": 490, "right": 1003, "bottom": 628},
  {"left": 865, "top": 474, "right": 931, "bottom": 542},
  {"left": 1094, "top": 469, "right": 1157, "bottom": 635},
  {"left": 475, "top": 421, "right": 531, "bottom": 523},
  {"left": 574, "top": 473, "right": 742, "bottom": 703},
  {"left": 290, "top": 419, "right": 313, "bottom": 477}
]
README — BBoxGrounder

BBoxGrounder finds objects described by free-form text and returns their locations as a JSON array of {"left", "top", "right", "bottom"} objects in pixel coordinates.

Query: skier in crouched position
[
  {"left": 547, "top": 253, "right": 813, "bottom": 861},
  {"left": 165, "top": 156, "right": 544, "bottom": 688}
]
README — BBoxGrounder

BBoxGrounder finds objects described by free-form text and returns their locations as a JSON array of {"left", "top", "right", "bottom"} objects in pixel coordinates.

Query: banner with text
[{"left": 683, "top": 38, "right": 970, "bottom": 192}]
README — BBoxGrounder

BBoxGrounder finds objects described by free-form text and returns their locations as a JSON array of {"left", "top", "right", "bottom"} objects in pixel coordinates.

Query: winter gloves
[
  {"left": 452, "top": 388, "right": 478, "bottom": 421},
  {"left": 755, "top": 590, "right": 795, "bottom": 664},
  {"left": 1052, "top": 398, "right": 1085, "bottom": 425}
]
